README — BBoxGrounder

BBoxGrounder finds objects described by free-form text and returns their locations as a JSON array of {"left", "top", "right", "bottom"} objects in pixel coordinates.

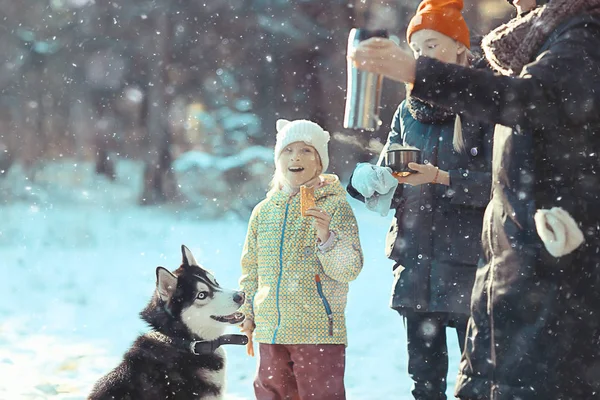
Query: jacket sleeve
[
  {"left": 347, "top": 102, "right": 405, "bottom": 208},
  {"left": 410, "top": 23, "right": 600, "bottom": 132},
  {"left": 239, "top": 205, "right": 260, "bottom": 320},
  {"left": 316, "top": 200, "right": 363, "bottom": 283},
  {"left": 447, "top": 120, "right": 493, "bottom": 208}
]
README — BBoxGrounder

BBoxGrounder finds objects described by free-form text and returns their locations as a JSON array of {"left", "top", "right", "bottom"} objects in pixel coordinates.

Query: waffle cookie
[{"left": 300, "top": 185, "right": 316, "bottom": 217}]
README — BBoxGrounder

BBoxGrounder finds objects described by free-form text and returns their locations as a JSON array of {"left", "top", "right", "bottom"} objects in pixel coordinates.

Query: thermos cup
[{"left": 343, "top": 28, "right": 388, "bottom": 131}]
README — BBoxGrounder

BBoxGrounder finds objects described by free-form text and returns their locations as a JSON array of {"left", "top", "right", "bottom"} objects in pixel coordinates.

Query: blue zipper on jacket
[
  {"left": 272, "top": 202, "right": 290, "bottom": 344},
  {"left": 315, "top": 274, "right": 334, "bottom": 336}
]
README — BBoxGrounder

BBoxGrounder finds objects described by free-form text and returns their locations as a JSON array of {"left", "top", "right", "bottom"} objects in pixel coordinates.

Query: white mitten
[
  {"left": 351, "top": 163, "right": 399, "bottom": 217},
  {"left": 351, "top": 163, "right": 378, "bottom": 198},
  {"left": 534, "top": 207, "right": 585, "bottom": 258},
  {"left": 351, "top": 163, "right": 396, "bottom": 198}
]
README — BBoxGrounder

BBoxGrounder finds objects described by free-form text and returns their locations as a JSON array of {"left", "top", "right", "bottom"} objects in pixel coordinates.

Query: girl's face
[
  {"left": 277, "top": 141, "right": 321, "bottom": 188},
  {"left": 409, "top": 29, "right": 465, "bottom": 64}
]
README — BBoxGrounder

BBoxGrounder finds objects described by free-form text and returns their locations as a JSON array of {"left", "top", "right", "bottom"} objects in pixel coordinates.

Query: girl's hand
[
  {"left": 395, "top": 163, "right": 449, "bottom": 186},
  {"left": 304, "top": 207, "right": 331, "bottom": 243},
  {"left": 241, "top": 318, "right": 255, "bottom": 334},
  {"left": 347, "top": 37, "right": 417, "bottom": 84},
  {"left": 240, "top": 318, "right": 255, "bottom": 357}
]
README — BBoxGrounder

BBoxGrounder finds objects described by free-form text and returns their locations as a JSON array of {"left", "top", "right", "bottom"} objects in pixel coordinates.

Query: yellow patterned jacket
[{"left": 239, "top": 174, "right": 363, "bottom": 345}]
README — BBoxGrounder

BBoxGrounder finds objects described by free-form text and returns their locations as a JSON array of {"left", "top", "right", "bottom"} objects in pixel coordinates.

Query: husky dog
[{"left": 89, "top": 245, "right": 247, "bottom": 400}]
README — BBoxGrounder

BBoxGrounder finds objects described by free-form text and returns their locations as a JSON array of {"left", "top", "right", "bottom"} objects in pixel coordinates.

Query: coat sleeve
[
  {"left": 347, "top": 102, "right": 405, "bottom": 208},
  {"left": 316, "top": 199, "right": 363, "bottom": 283},
  {"left": 410, "top": 23, "right": 600, "bottom": 132},
  {"left": 238, "top": 204, "right": 260, "bottom": 320},
  {"left": 447, "top": 120, "right": 493, "bottom": 208}
]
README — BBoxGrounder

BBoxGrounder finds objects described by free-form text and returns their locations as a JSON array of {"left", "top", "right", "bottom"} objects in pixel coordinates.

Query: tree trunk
[
  {"left": 139, "top": 9, "right": 178, "bottom": 205},
  {"left": 18, "top": 64, "right": 45, "bottom": 180}
]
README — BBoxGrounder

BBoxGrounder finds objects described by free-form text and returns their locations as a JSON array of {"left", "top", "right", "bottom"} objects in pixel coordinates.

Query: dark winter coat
[
  {"left": 348, "top": 99, "right": 493, "bottom": 316},
  {"left": 411, "top": 12, "right": 600, "bottom": 400}
]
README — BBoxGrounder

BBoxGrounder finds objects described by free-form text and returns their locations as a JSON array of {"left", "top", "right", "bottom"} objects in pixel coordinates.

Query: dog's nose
[{"left": 233, "top": 291, "right": 245, "bottom": 305}]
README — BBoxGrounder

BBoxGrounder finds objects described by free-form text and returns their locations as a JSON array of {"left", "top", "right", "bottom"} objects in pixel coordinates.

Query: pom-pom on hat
[
  {"left": 406, "top": 0, "right": 471, "bottom": 49},
  {"left": 274, "top": 119, "right": 330, "bottom": 172}
]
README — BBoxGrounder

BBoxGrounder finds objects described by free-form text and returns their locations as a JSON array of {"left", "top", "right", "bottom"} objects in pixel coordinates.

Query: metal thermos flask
[{"left": 343, "top": 28, "right": 388, "bottom": 131}]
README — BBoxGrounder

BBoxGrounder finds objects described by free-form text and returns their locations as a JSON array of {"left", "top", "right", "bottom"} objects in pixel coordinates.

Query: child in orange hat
[
  {"left": 406, "top": 0, "right": 471, "bottom": 52},
  {"left": 347, "top": 0, "right": 494, "bottom": 398}
]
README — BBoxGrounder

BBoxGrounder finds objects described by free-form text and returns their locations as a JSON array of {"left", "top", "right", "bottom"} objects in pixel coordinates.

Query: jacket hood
[{"left": 315, "top": 174, "right": 345, "bottom": 200}]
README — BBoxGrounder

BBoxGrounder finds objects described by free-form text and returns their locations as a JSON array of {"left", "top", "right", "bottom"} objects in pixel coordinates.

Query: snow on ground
[{"left": 0, "top": 161, "right": 461, "bottom": 399}]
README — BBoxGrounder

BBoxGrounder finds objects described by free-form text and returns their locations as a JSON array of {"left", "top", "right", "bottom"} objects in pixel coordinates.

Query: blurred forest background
[{"left": 0, "top": 0, "right": 513, "bottom": 217}]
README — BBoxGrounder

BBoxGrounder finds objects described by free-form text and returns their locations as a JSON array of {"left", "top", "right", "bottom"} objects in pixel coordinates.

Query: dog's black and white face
[{"left": 156, "top": 245, "right": 245, "bottom": 340}]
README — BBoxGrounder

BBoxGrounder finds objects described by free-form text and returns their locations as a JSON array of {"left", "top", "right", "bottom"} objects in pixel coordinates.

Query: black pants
[{"left": 400, "top": 310, "right": 469, "bottom": 400}]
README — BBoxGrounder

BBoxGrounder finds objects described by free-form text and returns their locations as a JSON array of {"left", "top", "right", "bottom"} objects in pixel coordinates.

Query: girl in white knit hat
[{"left": 239, "top": 119, "right": 363, "bottom": 400}]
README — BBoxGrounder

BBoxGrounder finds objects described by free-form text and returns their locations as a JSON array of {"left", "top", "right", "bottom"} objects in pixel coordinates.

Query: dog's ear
[
  {"left": 156, "top": 267, "right": 177, "bottom": 301},
  {"left": 181, "top": 245, "right": 199, "bottom": 267}
]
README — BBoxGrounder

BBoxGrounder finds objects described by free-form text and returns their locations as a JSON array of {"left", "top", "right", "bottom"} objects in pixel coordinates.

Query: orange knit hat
[{"left": 406, "top": 0, "right": 470, "bottom": 49}]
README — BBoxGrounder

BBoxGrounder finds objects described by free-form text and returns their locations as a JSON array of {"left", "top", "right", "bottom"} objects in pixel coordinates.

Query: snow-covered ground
[{"left": 0, "top": 161, "right": 461, "bottom": 399}]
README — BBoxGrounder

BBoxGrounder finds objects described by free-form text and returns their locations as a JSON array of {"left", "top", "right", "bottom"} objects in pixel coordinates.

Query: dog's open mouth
[{"left": 211, "top": 312, "right": 245, "bottom": 324}]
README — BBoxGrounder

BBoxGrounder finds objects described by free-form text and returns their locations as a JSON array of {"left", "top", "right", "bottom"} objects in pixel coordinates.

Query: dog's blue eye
[{"left": 197, "top": 292, "right": 209, "bottom": 300}]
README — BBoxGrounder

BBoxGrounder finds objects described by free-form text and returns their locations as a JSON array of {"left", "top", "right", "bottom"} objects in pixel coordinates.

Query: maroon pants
[{"left": 254, "top": 343, "right": 346, "bottom": 400}]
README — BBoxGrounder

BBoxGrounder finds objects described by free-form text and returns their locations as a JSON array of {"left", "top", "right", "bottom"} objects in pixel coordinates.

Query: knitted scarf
[
  {"left": 406, "top": 96, "right": 454, "bottom": 124},
  {"left": 482, "top": 0, "right": 600, "bottom": 76}
]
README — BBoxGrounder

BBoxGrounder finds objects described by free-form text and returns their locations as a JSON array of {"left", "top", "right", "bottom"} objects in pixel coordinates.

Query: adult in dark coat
[
  {"left": 347, "top": 1, "right": 493, "bottom": 398},
  {"left": 349, "top": 0, "right": 600, "bottom": 399}
]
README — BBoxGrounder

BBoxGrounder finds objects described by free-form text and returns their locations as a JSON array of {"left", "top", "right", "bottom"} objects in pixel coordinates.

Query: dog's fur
[{"left": 89, "top": 245, "right": 245, "bottom": 400}]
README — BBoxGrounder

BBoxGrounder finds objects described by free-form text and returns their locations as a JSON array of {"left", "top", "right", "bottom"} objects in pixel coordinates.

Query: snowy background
[
  {"left": 0, "top": 1, "right": 515, "bottom": 398},
  {"left": 0, "top": 160, "right": 461, "bottom": 400}
]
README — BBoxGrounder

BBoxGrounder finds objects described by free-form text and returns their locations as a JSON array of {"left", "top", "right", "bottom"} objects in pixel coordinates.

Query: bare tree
[{"left": 139, "top": 6, "right": 178, "bottom": 205}]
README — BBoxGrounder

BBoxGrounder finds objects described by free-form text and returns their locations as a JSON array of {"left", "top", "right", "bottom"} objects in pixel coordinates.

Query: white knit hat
[{"left": 274, "top": 119, "right": 330, "bottom": 172}]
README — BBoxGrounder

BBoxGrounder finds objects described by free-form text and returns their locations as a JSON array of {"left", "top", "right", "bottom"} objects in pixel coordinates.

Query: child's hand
[
  {"left": 395, "top": 163, "right": 447, "bottom": 186},
  {"left": 240, "top": 318, "right": 256, "bottom": 357},
  {"left": 304, "top": 207, "right": 331, "bottom": 243},
  {"left": 240, "top": 318, "right": 255, "bottom": 335}
]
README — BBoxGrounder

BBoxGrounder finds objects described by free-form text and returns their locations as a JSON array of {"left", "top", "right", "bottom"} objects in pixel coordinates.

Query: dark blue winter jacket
[{"left": 348, "top": 99, "right": 493, "bottom": 316}]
